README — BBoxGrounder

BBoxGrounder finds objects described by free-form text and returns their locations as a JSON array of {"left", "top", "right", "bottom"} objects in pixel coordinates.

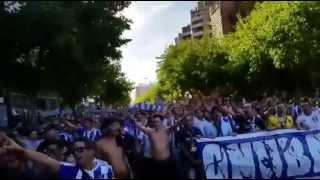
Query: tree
[
  {"left": 0, "top": 1, "right": 132, "bottom": 109},
  {"left": 157, "top": 35, "right": 229, "bottom": 101},
  {"left": 94, "top": 63, "right": 133, "bottom": 106},
  {"left": 156, "top": 2, "right": 320, "bottom": 100},
  {"left": 226, "top": 1, "right": 320, "bottom": 96}
]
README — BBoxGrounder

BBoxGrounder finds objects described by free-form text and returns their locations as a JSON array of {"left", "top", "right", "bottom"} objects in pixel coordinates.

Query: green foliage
[
  {"left": 0, "top": 1, "right": 132, "bottom": 106},
  {"left": 157, "top": 35, "right": 229, "bottom": 101},
  {"left": 226, "top": 1, "right": 320, "bottom": 96},
  {"left": 94, "top": 63, "right": 133, "bottom": 106},
  {"left": 156, "top": 1, "right": 320, "bottom": 100}
]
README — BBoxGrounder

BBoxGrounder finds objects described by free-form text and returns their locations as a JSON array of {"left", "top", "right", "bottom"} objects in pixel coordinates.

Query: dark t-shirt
[
  {"left": 235, "top": 115, "right": 254, "bottom": 134},
  {"left": 117, "top": 133, "right": 136, "bottom": 164},
  {"left": 176, "top": 127, "right": 202, "bottom": 161},
  {"left": 236, "top": 115, "right": 265, "bottom": 134}
]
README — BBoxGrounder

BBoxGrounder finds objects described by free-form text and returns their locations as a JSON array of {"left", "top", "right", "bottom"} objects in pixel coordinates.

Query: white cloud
[
  {"left": 120, "top": 1, "right": 196, "bottom": 86},
  {"left": 122, "top": 1, "right": 175, "bottom": 38}
]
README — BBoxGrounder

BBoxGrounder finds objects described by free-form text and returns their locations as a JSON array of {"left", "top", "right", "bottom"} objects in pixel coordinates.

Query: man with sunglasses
[{"left": 0, "top": 133, "right": 114, "bottom": 179}]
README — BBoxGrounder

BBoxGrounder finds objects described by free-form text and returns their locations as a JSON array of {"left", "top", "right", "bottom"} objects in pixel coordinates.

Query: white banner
[{"left": 197, "top": 129, "right": 320, "bottom": 179}]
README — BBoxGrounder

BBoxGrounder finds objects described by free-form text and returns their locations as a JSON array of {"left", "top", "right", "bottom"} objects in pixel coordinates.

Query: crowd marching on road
[{"left": 1, "top": 91, "right": 320, "bottom": 179}]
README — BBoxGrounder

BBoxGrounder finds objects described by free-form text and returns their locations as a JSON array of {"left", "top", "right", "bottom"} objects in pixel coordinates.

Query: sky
[{"left": 120, "top": 1, "right": 197, "bottom": 86}]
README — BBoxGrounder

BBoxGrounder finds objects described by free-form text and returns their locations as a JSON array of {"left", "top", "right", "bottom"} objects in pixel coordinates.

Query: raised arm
[
  {"left": 0, "top": 133, "right": 60, "bottom": 174},
  {"left": 134, "top": 119, "right": 154, "bottom": 135},
  {"left": 23, "top": 149, "right": 60, "bottom": 174}
]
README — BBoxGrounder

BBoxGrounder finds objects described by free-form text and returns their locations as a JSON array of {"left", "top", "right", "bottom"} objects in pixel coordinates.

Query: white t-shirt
[
  {"left": 297, "top": 110, "right": 320, "bottom": 130},
  {"left": 220, "top": 116, "right": 234, "bottom": 136},
  {"left": 203, "top": 120, "right": 218, "bottom": 138},
  {"left": 193, "top": 117, "right": 206, "bottom": 136}
]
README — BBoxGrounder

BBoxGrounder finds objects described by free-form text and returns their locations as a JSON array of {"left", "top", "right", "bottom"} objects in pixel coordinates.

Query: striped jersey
[
  {"left": 81, "top": 128, "right": 102, "bottom": 142},
  {"left": 130, "top": 103, "right": 165, "bottom": 112},
  {"left": 59, "top": 159, "right": 113, "bottom": 179},
  {"left": 59, "top": 132, "right": 74, "bottom": 143},
  {"left": 123, "top": 119, "right": 144, "bottom": 141}
]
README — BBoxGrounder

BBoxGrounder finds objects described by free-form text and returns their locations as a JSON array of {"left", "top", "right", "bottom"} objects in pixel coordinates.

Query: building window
[{"left": 182, "top": 25, "right": 191, "bottom": 32}]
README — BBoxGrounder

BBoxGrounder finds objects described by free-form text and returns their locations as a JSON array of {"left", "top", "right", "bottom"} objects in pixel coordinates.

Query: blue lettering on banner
[{"left": 196, "top": 129, "right": 320, "bottom": 179}]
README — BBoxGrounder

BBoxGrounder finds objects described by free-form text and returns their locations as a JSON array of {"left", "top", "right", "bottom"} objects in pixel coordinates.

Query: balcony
[
  {"left": 191, "top": 15, "right": 203, "bottom": 23},
  {"left": 182, "top": 34, "right": 191, "bottom": 39},
  {"left": 192, "top": 21, "right": 204, "bottom": 29},
  {"left": 192, "top": 30, "right": 204, "bottom": 37},
  {"left": 192, "top": 18, "right": 203, "bottom": 26},
  {"left": 182, "top": 31, "right": 191, "bottom": 37}
]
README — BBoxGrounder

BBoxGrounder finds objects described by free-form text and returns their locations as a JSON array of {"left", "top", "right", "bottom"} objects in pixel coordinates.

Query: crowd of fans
[{"left": 0, "top": 91, "right": 320, "bottom": 179}]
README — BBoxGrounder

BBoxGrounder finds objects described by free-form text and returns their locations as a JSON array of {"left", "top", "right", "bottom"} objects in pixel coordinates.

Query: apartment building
[
  {"left": 210, "top": 1, "right": 256, "bottom": 38},
  {"left": 175, "top": 1, "right": 256, "bottom": 43},
  {"left": 175, "top": 24, "right": 192, "bottom": 44},
  {"left": 175, "top": 1, "right": 213, "bottom": 44}
]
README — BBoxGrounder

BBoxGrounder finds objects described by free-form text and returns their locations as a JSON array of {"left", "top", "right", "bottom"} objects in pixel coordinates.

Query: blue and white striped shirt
[
  {"left": 59, "top": 132, "right": 74, "bottom": 143},
  {"left": 123, "top": 119, "right": 145, "bottom": 141},
  {"left": 82, "top": 128, "right": 102, "bottom": 142},
  {"left": 59, "top": 159, "right": 113, "bottom": 179}
]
